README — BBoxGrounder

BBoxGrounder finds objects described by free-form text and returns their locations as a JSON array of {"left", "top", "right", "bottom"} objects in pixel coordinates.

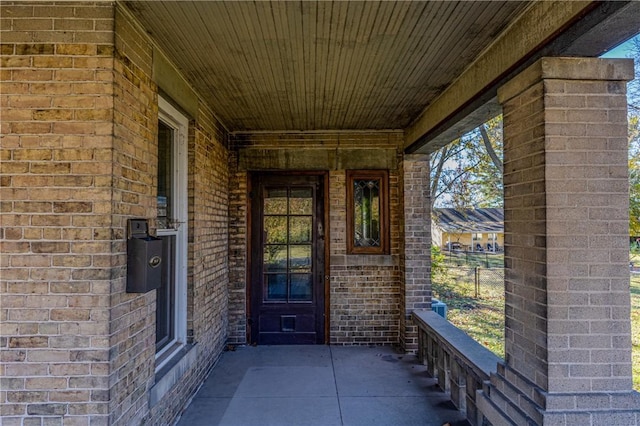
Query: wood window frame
[{"left": 346, "top": 170, "right": 390, "bottom": 255}]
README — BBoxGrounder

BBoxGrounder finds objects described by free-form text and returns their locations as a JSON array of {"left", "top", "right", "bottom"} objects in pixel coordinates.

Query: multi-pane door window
[
  {"left": 346, "top": 170, "right": 389, "bottom": 255},
  {"left": 263, "top": 187, "right": 314, "bottom": 302}
]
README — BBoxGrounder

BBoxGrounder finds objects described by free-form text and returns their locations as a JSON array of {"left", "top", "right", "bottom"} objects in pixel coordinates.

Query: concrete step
[
  {"left": 481, "top": 381, "right": 538, "bottom": 426},
  {"left": 476, "top": 389, "right": 518, "bottom": 426},
  {"left": 490, "top": 371, "right": 544, "bottom": 426}
]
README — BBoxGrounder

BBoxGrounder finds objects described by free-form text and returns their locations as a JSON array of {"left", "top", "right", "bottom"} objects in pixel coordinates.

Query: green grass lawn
[
  {"left": 433, "top": 254, "right": 640, "bottom": 391},
  {"left": 432, "top": 266, "right": 505, "bottom": 358}
]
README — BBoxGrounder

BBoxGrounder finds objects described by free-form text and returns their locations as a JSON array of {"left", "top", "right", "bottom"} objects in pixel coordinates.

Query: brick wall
[
  {"left": 112, "top": 6, "right": 231, "bottom": 426},
  {"left": 229, "top": 132, "right": 405, "bottom": 346},
  {"left": 329, "top": 168, "right": 403, "bottom": 345},
  {"left": 187, "top": 109, "right": 229, "bottom": 346},
  {"left": 147, "top": 102, "right": 230, "bottom": 426},
  {"left": 1, "top": 2, "right": 230, "bottom": 425},
  {"left": 109, "top": 6, "right": 157, "bottom": 425},
  {"left": 1, "top": 2, "right": 115, "bottom": 424}
]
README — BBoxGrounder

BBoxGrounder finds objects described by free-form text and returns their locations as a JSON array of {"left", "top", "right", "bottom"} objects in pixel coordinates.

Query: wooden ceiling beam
[{"left": 404, "top": 0, "right": 640, "bottom": 154}]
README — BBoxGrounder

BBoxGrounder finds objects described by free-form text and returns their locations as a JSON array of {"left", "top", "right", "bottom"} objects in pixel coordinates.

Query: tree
[
  {"left": 430, "top": 116, "right": 503, "bottom": 209},
  {"left": 431, "top": 34, "right": 640, "bottom": 231},
  {"left": 626, "top": 37, "right": 640, "bottom": 113},
  {"left": 626, "top": 36, "right": 640, "bottom": 235}
]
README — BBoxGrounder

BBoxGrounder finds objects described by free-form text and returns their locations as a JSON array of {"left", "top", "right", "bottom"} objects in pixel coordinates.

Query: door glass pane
[
  {"left": 353, "top": 179, "right": 381, "bottom": 247},
  {"left": 264, "top": 188, "right": 287, "bottom": 214},
  {"left": 264, "top": 216, "right": 287, "bottom": 244},
  {"left": 289, "top": 216, "right": 311, "bottom": 243},
  {"left": 289, "top": 188, "right": 313, "bottom": 215},
  {"left": 289, "top": 245, "right": 311, "bottom": 272},
  {"left": 261, "top": 184, "right": 316, "bottom": 304},
  {"left": 264, "top": 245, "right": 287, "bottom": 272},
  {"left": 157, "top": 121, "right": 173, "bottom": 230},
  {"left": 290, "top": 274, "right": 312, "bottom": 301},
  {"left": 265, "top": 274, "right": 287, "bottom": 301}
]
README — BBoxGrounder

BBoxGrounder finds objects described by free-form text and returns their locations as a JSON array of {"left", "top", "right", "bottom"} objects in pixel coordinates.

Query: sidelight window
[{"left": 346, "top": 170, "right": 389, "bottom": 255}]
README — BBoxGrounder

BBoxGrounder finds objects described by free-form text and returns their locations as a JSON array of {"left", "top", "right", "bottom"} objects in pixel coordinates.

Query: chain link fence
[
  {"left": 438, "top": 252, "right": 505, "bottom": 299},
  {"left": 474, "top": 267, "right": 504, "bottom": 298},
  {"left": 443, "top": 250, "right": 503, "bottom": 268}
]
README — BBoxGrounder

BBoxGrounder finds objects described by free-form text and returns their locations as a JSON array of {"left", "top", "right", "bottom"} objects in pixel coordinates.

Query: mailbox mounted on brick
[{"left": 126, "top": 218, "right": 163, "bottom": 293}]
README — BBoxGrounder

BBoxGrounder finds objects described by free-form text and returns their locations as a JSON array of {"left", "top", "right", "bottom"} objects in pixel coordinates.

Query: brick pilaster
[
  {"left": 478, "top": 57, "right": 639, "bottom": 425},
  {"left": 401, "top": 154, "right": 432, "bottom": 352},
  {"left": 227, "top": 149, "right": 248, "bottom": 344}
]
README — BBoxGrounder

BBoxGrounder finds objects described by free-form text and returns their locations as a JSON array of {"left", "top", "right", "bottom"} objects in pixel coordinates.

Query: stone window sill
[
  {"left": 150, "top": 344, "right": 197, "bottom": 408},
  {"left": 330, "top": 254, "right": 397, "bottom": 267}
]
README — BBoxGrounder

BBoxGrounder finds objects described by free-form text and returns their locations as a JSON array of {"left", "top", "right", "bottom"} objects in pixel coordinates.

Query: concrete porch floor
[{"left": 176, "top": 345, "right": 470, "bottom": 426}]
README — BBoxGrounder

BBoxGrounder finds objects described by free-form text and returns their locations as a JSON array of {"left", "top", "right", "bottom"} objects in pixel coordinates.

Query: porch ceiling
[{"left": 123, "top": 1, "right": 530, "bottom": 133}]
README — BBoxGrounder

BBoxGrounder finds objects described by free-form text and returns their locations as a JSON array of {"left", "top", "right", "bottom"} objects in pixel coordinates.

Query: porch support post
[
  {"left": 401, "top": 154, "right": 432, "bottom": 352},
  {"left": 478, "top": 57, "right": 639, "bottom": 425}
]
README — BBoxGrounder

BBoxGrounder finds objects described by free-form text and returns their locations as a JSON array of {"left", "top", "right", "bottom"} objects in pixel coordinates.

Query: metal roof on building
[{"left": 433, "top": 208, "right": 503, "bottom": 234}]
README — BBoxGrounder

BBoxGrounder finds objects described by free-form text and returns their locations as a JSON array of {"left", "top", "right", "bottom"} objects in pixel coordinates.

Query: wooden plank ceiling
[{"left": 124, "top": 1, "right": 530, "bottom": 132}]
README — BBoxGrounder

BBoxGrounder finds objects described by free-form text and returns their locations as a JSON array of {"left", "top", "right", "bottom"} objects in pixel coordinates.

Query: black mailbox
[{"left": 126, "top": 219, "right": 163, "bottom": 293}]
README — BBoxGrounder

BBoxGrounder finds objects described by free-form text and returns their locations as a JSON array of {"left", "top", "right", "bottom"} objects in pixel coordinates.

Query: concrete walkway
[{"left": 176, "top": 345, "right": 469, "bottom": 426}]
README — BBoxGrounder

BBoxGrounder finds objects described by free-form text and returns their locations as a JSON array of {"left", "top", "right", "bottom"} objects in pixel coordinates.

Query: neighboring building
[
  {"left": 433, "top": 208, "right": 504, "bottom": 252},
  {"left": 1, "top": 1, "right": 639, "bottom": 425}
]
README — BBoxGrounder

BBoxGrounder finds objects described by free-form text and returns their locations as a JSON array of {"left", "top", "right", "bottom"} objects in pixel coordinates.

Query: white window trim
[{"left": 155, "top": 97, "right": 189, "bottom": 373}]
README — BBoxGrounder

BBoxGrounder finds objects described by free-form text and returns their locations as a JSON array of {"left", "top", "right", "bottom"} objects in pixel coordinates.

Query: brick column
[
  {"left": 478, "top": 58, "right": 639, "bottom": 425},
  {"left": 401, "top": 154, "right": 432, "bottom": 352}
]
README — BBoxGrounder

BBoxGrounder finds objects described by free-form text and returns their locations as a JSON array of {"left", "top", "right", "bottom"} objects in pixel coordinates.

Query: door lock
[{"left": 149, "top": 256, "right": 162, "bottom": 268}]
